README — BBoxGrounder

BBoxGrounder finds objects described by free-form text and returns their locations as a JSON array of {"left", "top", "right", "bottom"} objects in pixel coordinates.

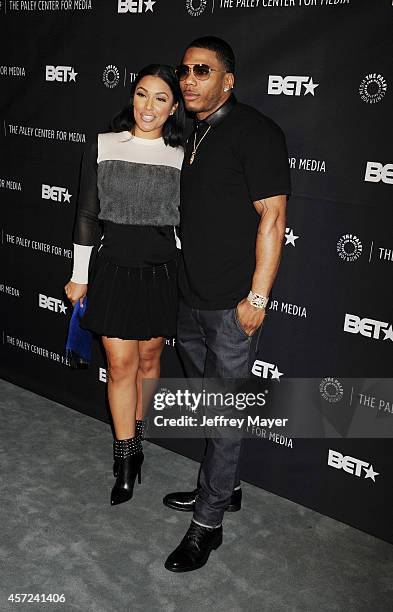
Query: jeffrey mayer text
[{"left": 154, "top": 415, "right": 289, "bottom": 428}]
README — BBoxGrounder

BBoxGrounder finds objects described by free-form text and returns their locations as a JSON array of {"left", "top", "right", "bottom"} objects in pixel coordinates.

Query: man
[{"left": 163, "top": 36, "right": 291, "bottom": 572}]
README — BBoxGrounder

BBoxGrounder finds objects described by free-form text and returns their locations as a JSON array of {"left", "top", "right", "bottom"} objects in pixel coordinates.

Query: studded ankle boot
[
  {"left": 110, "top": 435, "right": 144, "bottom": 506},
  {"left": 113, "top": 420, "right": 145, "bottom": 477}
]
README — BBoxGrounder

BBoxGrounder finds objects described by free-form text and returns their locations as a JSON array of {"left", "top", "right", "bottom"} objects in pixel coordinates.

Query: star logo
[
  {"left": 68, "top": 68, "right": 78, "bottom": 82},
  {"left": 63, "top": 189, "right": 72, "bottom": 203},
  {"left": 271, "top": 366, "right": 284, "bottom": 381},
  {"left": 59, "top": 302, "right": 68, "bottom": 314},
  {"left": 303, "top": 77, "right": 319, "bottom": 96},
  {"left": 285, "top": 228, "right": 299, "bottom": 247},
  {"left": 364, "top": 464, "right": 379, "bottom": 482},
  {"left": 382, "top": 325, "right": 393, "bottom": 341},
  {"left": 144, "top": 0, "right": 155, "bottom": 11}
]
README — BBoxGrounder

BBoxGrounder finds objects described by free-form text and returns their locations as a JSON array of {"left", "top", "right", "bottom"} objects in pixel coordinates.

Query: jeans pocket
[{"left": 233, "top": 307, "right": 253, "bottom": 339}]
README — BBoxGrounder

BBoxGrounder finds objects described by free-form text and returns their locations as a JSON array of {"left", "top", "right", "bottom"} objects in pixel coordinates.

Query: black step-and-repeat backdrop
[{"left": 1, "top": 1, "right": 392, "bottom": 543}]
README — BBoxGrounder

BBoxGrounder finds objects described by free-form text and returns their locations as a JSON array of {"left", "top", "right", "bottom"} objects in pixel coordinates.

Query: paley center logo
[
  {"left": 344, "top": 313, "right": 393, "bottom": 342},
  {"left": 42, "top": 184, "right": 72, "bottom": 203},
  {"left": 268, "top": 75, "right": 319, "bottom": 96},
  {"left": 45, "top": 65, "right": 78, "bottom": 82},
  {"left": 359, "top": 73, "right": 387, "bottom": 104},
  {"left": 251, "top": 360, "right": 284, "bottom": 380},
  {"left": 186, "top": 0, "right": 208, "bottom": 16},
  {"left": 38, "top": 293, "right": 67, "bottom": 314},
  {"left": 118, "top": 0, "right": 156, "bottom": 12},
  {"left": 103, "top": 65, "right": 120, "bottom": 88},
  {"left": 319, "top": 378, "right": 344, "bottom": 403},
  {"left": 102, "top": 65, "right": 137, "bottom": 87},
  {"left": 328, "top": 449, "right": 379, "bottom": 482},
  {"left": 336, "top": 234, "right": 362, "bottom": 262},
  {"left": 364, "top": 162, "right": 393, "bottom": 185}
]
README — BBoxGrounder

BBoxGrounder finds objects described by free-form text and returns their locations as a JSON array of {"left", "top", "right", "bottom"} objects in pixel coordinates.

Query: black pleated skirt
[{"left": 79, "top": 251, "right": 178, "bottom": 341}]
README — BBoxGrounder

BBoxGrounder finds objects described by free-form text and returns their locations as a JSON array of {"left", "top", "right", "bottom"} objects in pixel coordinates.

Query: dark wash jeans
[{"left": 176, "top": 299, "right": 263, "bottom": 528}]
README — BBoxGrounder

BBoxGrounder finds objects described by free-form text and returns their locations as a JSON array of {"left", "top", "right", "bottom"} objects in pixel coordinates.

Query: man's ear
[{"left": 224, "top": 73, "right": 235, "bottom": 92}]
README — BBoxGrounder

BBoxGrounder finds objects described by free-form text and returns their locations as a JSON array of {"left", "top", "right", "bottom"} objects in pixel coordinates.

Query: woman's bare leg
[
  {"left": 102, "top": 336, "right": 139, "bottom": 439},
  {"left": 136, "top": 337, "right": 165, "bottom": 421}
]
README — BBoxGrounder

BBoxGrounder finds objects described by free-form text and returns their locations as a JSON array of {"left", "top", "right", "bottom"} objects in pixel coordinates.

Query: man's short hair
[{"left": 185, "top": 36, "right": 235, "bottom": 74}]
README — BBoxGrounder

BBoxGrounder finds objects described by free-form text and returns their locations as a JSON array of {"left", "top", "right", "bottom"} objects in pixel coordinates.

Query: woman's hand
[{"left": 64, "top": 280, "right": 88, "bottom": 306}]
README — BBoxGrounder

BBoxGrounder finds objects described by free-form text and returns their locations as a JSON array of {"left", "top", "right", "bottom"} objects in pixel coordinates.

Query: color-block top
[{"left": 71, "top": 131, "right": 184, "bottom": 284}]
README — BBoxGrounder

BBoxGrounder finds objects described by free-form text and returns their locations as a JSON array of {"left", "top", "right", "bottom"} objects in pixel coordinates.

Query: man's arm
[{"left": 236, "top": 194, "right": 287, "bottom": 336}]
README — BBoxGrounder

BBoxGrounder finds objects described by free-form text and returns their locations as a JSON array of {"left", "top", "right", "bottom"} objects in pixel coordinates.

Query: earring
[{"left": 224, "top": 87, "right": 231, "bottom": 92}]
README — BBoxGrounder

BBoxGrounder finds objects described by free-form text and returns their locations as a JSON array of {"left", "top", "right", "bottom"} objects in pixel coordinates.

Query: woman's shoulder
[
  {"left": 97, "top": 130, "right": 129, "bottom": 145},
  {"left": 165, "top": 143, "right": 184, "bottom": 170},
  {"left": 96, "top": 130, "right": 132, "bottom": 162}
]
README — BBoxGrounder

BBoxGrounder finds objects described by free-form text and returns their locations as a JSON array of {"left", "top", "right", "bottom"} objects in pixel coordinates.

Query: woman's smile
[{"left": 140, "top": 113, "right": 156, "bottom": 123}]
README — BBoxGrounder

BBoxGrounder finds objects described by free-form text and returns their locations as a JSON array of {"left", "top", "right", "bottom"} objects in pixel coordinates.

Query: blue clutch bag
[{"left": 65, "top": 297, "right": 93, "bottom": 368}]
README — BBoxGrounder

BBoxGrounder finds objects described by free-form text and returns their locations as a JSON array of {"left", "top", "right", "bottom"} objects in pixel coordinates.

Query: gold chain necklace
[{"left": 189, "top": 125, "right": 212, "bottom": 165}]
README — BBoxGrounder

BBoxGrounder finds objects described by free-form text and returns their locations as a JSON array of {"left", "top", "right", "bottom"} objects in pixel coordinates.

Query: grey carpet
[{"left": 1, "top": 378, "right": 392, "bottom": 612}]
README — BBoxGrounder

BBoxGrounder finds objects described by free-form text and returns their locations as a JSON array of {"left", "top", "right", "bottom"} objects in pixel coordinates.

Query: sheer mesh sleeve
[{"left": 73, "top": 139, "right": 101, "bottom": 245}]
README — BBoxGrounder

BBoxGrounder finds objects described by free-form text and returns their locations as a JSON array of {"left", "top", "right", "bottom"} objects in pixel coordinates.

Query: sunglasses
[{"left": 175, "top": 64, "right": 228, "bottom": 81}]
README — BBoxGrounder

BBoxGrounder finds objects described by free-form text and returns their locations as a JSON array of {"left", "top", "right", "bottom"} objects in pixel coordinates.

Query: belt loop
[{"left": 164, "top": 263, "right": 169, "bottom": 279}]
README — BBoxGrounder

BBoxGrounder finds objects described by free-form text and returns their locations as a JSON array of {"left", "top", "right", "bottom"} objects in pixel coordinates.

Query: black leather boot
[
  {"left": 165, "top": 520, "right": 223, "bottom": 572},
  {"left": 110, "top": 436, "right": 144, "bottom": 506},
  {"left": 113, "top": 420, "right": 145, "bottom": 477},
  {"left": 163, "top": 487, "right": 242, "bottom": 512}
]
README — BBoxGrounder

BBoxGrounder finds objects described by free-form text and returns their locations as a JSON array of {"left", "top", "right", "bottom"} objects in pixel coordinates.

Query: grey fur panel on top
[{"left": 97, "top": 160, "right": 180, "bottom": 226}]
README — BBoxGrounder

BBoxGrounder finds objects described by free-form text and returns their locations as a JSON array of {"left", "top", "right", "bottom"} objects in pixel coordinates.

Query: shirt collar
[{"left": 194, "top": 93, "right": 237, "bottom": 129}]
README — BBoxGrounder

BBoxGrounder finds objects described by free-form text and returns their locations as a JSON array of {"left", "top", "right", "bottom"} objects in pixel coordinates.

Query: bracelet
[{"left": 247, "top": 290, "right": 269, "bottom": 310}]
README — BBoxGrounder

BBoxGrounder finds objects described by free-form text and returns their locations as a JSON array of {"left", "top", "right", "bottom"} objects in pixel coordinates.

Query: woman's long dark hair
[{"left": 110, "top": 64, "right": 185, "bottom": 147}]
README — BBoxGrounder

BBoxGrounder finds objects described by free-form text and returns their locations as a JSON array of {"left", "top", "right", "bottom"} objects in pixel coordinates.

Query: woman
[{"left": 64, "top": 64, "right": 185, "bottom": 507}]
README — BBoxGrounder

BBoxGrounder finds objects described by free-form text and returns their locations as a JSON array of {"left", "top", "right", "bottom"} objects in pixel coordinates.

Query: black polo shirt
[{"left": 179, "top": 93, "right": 291, "bottom": 310}]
